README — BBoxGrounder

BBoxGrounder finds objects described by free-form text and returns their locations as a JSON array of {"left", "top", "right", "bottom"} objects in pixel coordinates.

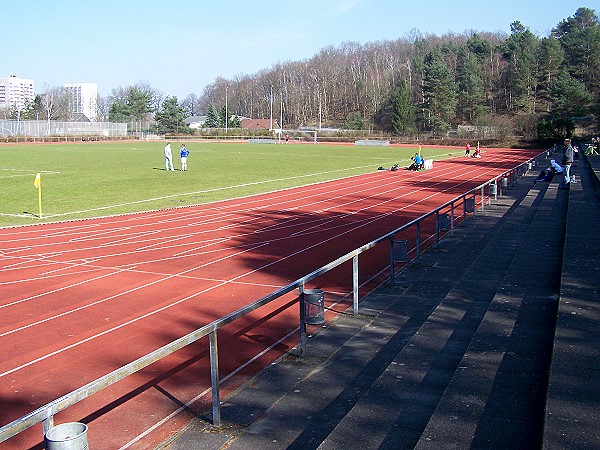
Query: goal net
[{"left": 279, "top": 129, "right": 318, "bottom": 144}]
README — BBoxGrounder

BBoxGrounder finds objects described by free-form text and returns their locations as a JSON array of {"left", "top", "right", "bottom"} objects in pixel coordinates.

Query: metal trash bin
[
  {"left": 501, "top": 177, "right": 508, "bottom": 189},
  {"left": 45, "top": 423, "right": 88, "bottom": 450},
  {"left": 391, "top": 239, "right": 407, "bottom": 262},
  {"left": 439, "top": 214, "right": 451, "bottom": 231},
  {"left": 301, "top": 289, "right": 324, "bottom": 325},
  {"left": 489, "top": 183, "right": 497, "bottom": 196},
  {"left": 465, "top": 198, "right": 475, "bottom": 213}
]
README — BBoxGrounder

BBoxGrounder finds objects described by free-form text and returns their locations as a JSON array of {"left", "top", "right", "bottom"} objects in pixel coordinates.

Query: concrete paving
[{"left": 159, "top": 154, "right": 600, "bottom": 450}]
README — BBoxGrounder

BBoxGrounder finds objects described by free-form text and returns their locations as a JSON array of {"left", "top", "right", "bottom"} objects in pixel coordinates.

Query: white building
[
  {"left": 0, "top": 75, "right": 35, "bottom": 111},
  {"left": 64, "top": 82, "right": 98, "bottom": 121}
]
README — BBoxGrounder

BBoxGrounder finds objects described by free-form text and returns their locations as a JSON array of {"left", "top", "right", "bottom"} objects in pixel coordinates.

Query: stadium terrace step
[
  {"left": 543, "top": 155, "right": 600, "bottom": 449},
  {"left": 159, "top": 159, "right": 581, "bottom": 450},
  {"left": 412, "top": 181, "right": 565, "bottom": 449}
]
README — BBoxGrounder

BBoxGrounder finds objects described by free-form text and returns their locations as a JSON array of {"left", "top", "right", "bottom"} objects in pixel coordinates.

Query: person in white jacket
[{"left": 164, "top": 142, "right": 174, "bottom": 171}]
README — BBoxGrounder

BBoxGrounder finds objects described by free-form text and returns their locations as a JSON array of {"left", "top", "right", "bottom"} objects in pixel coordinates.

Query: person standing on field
[
  {"left": 164, "top": 142, "right": 174, "bottom": 171},
  {"left": 180, "top": 144, "right": 190, "bottom": 171}
]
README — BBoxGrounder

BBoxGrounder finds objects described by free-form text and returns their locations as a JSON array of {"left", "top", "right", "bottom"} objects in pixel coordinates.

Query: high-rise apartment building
[
  {"left": 0, "top": 75, "right": 35, "bottom": 111},
  {"left": 64, "top": 82, "right": 98, "bottom": 121}
]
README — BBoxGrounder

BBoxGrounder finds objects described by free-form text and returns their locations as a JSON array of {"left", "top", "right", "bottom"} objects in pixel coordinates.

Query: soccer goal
[{"left": 279, "top": 129, "right": 318, "bottom": 144}]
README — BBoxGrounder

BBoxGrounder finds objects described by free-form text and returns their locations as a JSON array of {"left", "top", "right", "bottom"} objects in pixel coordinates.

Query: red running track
[{"left": 0, "top": 147, "right": 539, "bottom": 449}]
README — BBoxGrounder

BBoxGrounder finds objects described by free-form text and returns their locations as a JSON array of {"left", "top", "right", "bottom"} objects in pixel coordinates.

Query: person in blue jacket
[
  {"left": 180, "top": 144, "right": 190, "bottom": 171},
  {"left": 408, "top": 153, "right": 422, "bottom": 171}
]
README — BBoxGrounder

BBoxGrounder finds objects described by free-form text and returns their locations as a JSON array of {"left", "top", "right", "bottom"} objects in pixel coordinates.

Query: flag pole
[
  {"left": 38, "top": 182, "right": 42, "bottom": 219},
  {"left": 34, "top": 173, "right": 43, "bottom": 219}
]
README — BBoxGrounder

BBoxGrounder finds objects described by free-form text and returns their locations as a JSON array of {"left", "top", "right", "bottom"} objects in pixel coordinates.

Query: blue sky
[{"left": 2, "top": 0, "right": 593, "bottom": 99}]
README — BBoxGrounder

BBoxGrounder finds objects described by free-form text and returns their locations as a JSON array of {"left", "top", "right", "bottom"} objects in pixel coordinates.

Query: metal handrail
[{"left": 0, "top": 156, "right": 541, "bottom": 444}]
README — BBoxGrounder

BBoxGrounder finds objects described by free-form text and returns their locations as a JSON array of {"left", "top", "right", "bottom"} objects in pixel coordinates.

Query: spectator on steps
[
  {"left": 535, "top": 159, "right": 563, "bottom": 183},
  {"left": 559, "top": 139, "right": 574, "bottom": 190}
]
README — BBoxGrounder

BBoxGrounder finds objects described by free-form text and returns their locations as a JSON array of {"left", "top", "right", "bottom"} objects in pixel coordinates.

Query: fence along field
[{"left": 0, "top": 141, "right": 451, "bottom": 227}]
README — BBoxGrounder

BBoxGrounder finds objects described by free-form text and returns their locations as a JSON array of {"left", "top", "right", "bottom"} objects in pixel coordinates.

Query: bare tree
[
  {"left": 181, "top": 93, "right": 200, "bottom": 116},
  {"left": 40, "top": 85, "right": 70, "bottom": 121}
]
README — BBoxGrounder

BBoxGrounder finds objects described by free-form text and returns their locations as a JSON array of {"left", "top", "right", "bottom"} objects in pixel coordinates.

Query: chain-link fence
[{"left": 0, "top": 120, "right": 127, "bottom": 138}]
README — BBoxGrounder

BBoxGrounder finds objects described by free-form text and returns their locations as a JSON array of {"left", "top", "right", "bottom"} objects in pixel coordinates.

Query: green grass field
[{"left": 0, "top": 141, "right": 453, "bottom": 228}]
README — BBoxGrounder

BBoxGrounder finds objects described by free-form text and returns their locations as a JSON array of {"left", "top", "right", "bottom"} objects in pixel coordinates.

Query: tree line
[
  {"left": 197, "top": 7, "right": 599, "bottom": 142},
  {"left": 5, "top": 7, "right": 598, "bottom": 142}
]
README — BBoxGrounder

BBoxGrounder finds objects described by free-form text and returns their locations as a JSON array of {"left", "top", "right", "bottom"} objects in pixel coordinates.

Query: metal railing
[{"left": 0, "top": 155, "right": 544, "bottom": 445}]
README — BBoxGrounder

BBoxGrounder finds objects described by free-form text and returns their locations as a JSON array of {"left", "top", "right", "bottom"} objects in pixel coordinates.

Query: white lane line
[{"left": 0, "top": 241, "right": 272, "bottom": 378}]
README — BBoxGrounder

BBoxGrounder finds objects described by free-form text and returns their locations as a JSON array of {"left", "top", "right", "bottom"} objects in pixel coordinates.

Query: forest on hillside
[
  {"left": 194, "top": 6, "right": 599, "bottom": 142},
  {"left": 7, "top": 7, "right": 599, "bottom": 144}
]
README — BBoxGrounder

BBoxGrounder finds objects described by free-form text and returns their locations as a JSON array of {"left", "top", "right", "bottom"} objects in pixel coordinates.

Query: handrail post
[
  {"left": 416, "top": 221, "right": 421, "bottom": 259},
  {"left": 480, "top": 186, "right": 485, "bottom": 211},
  {"left": 352, "top": 255, "right": 359, "bottom": 315},
  {"left": 42, "top": 416, "right": 54, "bottom": 441},
  {"left": 389, "top": 236, "right": 395, "bottom": 285},
  {"left": 435, "top": 211, "right": 440, "bottom": 246},
  {"left": 209, "top": 331, "right": 221, "bottom": 426}
]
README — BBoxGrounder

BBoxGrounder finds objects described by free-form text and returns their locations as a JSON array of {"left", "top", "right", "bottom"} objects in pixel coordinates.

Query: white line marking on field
[{"left": 34, "top": 162, "right": 400, "bottom": 219}]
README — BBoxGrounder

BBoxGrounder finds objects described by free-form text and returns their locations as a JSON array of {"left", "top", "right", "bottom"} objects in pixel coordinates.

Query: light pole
[{"left": 269, "top": 85, "right": 273, "bottom": 131}]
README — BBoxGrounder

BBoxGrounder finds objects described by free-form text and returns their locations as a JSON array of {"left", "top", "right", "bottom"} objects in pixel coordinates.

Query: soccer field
[{"left": 0, "top": 140, "right": 449, "bottom": 228}]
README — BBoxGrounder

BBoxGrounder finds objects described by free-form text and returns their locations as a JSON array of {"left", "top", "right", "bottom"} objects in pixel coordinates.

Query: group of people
[
  {"left": 407, "top": 153, "right": 424, "bottom": 171},
  {"left": 163, "top": 143, "right": 190, "bottom": 171},
  {"left": 586, "top": 136, "right": 600, "bottom": 155},
  {"left": 536, "top": 138, "right": 575, "bottom": 189},
  {"left": 465, "top": 142, "right": 481, "bottom": 158}
]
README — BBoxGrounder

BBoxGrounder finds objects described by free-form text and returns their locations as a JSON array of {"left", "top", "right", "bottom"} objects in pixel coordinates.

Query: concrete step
[
  {"left": 543, "top": 155, "right": 600, "bottom": 449},
  {"left": 160, "top": 170, "right": 559, "bottom": 450},
  {"left": 415, "top": 181, "right": 566, "bottom": 449},
  {"left": 314, "top": 177, "right": 561, "bottom": 449}
]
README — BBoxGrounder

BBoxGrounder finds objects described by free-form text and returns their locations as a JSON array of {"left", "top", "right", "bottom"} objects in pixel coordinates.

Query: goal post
[{"left": 279, "top": 129, "right": 318, "bottom": 144}]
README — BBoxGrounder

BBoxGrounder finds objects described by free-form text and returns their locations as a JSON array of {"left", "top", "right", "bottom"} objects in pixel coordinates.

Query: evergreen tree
[
  {"left": 390, "top": 81, "right": 415, "bottom": 135},
  {"left": 19, "top": 95, "right": 44, "bottom": 120},
  {"left": 552, "top": 7, "right": 600, "bottom": 97},
  {"left": 536, "top": 37, "right": 565, "bottom": 112},
  {"left": 229, "top": 115, "right": 241, "bottom": 128},
  {"left": 422, "top": 51, "right": 457, "bottom": 134},
  {"left": 503, "top": 21, "right": 539, "bottom": 113},
  {"left": 344, "top": 111, "right": 365, "bottom": 130},
  {"left": 205, "top": 104, "right": 222, "bottom": 128},
  {"left": 219, "top": 106, "right": 241, "bottom": 129},
  {"left": 551, "top": 70, "right": 594, "bottom": 118},
  {"left": 108, "top": 85, "right": 156, "bottom": 124},
  {"left": 154, "top": 96, "right": 188, "bottom": 134},
  {"left": 466, "top": 34, "right": 498, "bottom": 116},
  {"left": 457, "top": 51, "right": 485, "bottom": 122},
  {"left": 108, "top": 101, "right": 131, "bottom": 123}
]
